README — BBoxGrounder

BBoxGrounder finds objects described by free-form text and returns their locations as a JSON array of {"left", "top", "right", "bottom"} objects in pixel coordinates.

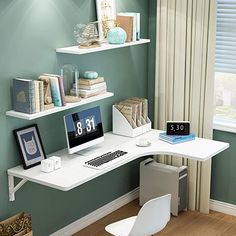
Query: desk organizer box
[{"left": 112, "top": 105, "right": 151, "bottom": 137}]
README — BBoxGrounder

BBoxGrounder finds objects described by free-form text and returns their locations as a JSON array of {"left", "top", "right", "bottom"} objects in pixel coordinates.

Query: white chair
[{"left": 105, "top": 194, "right": 171, "bottom": 236}]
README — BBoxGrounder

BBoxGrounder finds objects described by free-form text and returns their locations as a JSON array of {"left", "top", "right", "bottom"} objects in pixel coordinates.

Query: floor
[{"left": 73, "top": 199, "right": 236, "bottom": 236}]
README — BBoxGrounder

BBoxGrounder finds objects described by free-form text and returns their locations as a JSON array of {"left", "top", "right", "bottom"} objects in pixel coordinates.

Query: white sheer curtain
[{"left": 154, "top": 0, "right": 217, "bottom": 213}]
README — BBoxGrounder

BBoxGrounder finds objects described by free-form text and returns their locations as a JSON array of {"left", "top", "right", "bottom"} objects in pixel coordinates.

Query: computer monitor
[{"left": 64, "top": 106, "right": 104, "bottom": 154}]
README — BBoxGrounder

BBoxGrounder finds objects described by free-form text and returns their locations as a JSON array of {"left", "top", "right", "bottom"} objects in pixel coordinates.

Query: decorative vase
[{"left": 107, "top": 27, "right": 127, "bottom": 44}]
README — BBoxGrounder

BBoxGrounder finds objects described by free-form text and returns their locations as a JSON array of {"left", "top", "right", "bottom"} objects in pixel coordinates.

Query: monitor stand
[{"left": 75, "top": 144, "right": 103, "bottom": 157}]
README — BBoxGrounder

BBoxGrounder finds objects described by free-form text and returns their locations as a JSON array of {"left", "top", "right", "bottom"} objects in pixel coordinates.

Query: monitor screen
[{"left": 64, "top": 106, "right": 104, "bottom": 154}]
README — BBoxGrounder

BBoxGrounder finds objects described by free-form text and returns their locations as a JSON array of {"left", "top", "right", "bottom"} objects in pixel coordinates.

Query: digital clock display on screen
[
  {"left": 166, "top": 121, "right": 190, "bottom": 135},
  {"left": 74, "top": 115, "right": 97, "bottom": 137},
  {"left": 64, "top": 106, "right": 103, "bottom": 149}
]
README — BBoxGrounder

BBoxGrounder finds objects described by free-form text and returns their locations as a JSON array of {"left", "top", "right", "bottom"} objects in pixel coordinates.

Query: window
[{"left": 214, "top": 0, "right": 236, "bottom": 125}]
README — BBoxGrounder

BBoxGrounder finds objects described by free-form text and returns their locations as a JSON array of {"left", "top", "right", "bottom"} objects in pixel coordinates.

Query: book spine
[
  {"left": 34, "top": 81, "right": 40, "bottom": 113},
  {"left": 38, "top": 81, "right": 44, "bottom": 111},
  {"left": 29, "top": 80, "right": 36, "bottom": 114},
  {"left": 57, "top": 76, "right": 66, "bottom": 106},
  {"left": 78, "top": 85, "right": 107, "bottom": 94},
  {"left": 80, "top": 89, "right": 107, "bottom": 98},
  {"left": 75, "top": 82, "right": 106, "bottom": 90},
  {"left": 136, "top": 13, "right": 140, "bottom": 40},
  {"left": 70, "top": 87, "right": 107, "bottom": 98},
  {"left": 78, "top": 77, "right": 105, "bottom": 85},
  {"left": 132, "top": 15, "right": 136, "bottom": 41},
  {"left": 49, "top": 77, "right": 62, "bottom": 106}
]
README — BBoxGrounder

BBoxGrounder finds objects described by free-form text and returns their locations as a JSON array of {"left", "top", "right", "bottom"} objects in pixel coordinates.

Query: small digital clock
[{"left": 166, "top": 121, "right": 190, "bottom": 135}]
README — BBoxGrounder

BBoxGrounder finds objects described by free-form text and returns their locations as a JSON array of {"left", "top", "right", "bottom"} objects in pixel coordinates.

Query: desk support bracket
[{"left": 8, "top": 175, "right": 27, "bottom": 201}]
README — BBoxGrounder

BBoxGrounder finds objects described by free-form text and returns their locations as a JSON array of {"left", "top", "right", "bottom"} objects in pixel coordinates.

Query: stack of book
[
  {"left": 116, "top": 12, "right": 140, "bottom": 42},
  {"left": 13, "top": 78, "right": 45, "bottom": 114},
  {"left": 159, "top": 132, "right": 195, "bottom": 144},
  {"left": 12, "top": 74, "right": 66, "bottom": 114},
  {"left": 70, "top": 77, "right": 107, "bottom": 98}
]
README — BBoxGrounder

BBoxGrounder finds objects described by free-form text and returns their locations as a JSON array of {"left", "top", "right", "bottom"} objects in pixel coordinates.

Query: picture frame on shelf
[
  {"left": 96, "top": 0, "right": 116, "bottom": 40},
  {"left": 13, "top": 124, "right": 46, "bottom": 169}
]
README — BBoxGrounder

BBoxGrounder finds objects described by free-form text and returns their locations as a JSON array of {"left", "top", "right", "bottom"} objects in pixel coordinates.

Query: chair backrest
[{"left": 129, "top": 194, "right": 171, "bottom": 236}]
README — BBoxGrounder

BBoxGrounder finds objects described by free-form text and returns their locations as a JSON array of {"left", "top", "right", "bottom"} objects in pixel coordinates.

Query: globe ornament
[{"left": 107, "top": 27, "right": 127, "bottom": 44}]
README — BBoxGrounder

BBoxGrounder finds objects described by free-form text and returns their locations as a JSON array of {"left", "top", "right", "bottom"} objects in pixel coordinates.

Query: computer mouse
[{"left": 136, "top": 138, "right": 151, "bottom": 147}]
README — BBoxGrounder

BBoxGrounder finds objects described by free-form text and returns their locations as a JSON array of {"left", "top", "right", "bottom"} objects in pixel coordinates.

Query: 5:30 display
[{"left": 170, "top": 124, "right": 185, "bottom": 131}]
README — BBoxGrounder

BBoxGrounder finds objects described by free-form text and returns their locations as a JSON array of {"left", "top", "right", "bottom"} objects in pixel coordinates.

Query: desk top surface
[{"left": 8, "top": 130, "right": 229, "bottom": 191}]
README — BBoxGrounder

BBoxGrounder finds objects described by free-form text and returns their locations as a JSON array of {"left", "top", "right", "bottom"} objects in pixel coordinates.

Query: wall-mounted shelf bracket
[{"left": 8, "top": 175, "right": 27, "bottom": 201}]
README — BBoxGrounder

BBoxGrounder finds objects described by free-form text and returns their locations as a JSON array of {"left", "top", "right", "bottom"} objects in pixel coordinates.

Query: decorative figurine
[
  {"left": 74, "top": 22, "right": 101, "bottom": 48},
  {"left": 39, "top": 75, "right": 53, "bottom": 105}
]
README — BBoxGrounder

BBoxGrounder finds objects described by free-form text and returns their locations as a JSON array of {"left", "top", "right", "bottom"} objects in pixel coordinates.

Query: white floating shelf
[
  {"left": 6, "top": 92, "right": 114, "bottom": 120},
  {"left": 56, "top": 39, "right": 150, "bottom": 55}
]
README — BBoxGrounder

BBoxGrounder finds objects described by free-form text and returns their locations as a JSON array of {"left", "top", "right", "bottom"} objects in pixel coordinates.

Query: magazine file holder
[{"left": 112, "top": 105, "right": 151, "bottom": 137}]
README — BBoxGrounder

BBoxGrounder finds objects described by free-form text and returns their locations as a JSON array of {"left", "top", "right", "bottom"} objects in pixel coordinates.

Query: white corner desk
[{"left": 7, "top": 129, "right": 229, "bottom": 201}]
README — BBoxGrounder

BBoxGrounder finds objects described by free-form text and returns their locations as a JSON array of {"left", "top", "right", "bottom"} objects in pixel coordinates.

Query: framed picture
[
  {"left": 13, "top": 124, "right": 46, "bottom": 169},
  {"left": 96, "top": 0, "right": 116, "bottom": 40}
]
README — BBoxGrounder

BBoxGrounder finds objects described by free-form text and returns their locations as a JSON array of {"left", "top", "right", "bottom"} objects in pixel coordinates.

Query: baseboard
[
  {"left": 50, "top": 188, "right": 139, "bottom": 236},
  {"left": 210, "top": 199, "right": 236, "bottom": 216}
]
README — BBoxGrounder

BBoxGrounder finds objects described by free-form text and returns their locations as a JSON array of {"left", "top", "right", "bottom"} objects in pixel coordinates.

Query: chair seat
[{"left": 105, "top": 216, "right": 137, "bottom": 236}]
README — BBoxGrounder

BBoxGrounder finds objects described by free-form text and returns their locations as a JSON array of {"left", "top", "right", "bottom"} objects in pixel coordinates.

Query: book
[
  {"left": 34, "top": 81, "right": 40, "bottom": 113},
  {"left": 38, "top": 80, "right": 44, "bottom": 111},
  {"left": 135, "top": 13, "right": 140, "bottom": 40},
  {"left": 80, "top": 89, "right": 107, "bottom": 98},
  {"left": 43, "top": 74, "right": 66, "bottom": 104},
  {"left": 57, "top": 76, "right": 66, "bottom": 106},
  {"left": 130, "top": 97, "right": 148, "bottom": 122},
  {"left": 70, "top": 87, "right": 107, "bottom": 98},
  {"left": 78, "top": 77, "right": 105, "bottom": 86},
  {"left": 159, "top": 132, "right": 195, "bottom": 144},
  {"left": 74, "top": 82, "right": 107, "bottom": 90},
  {"left": 116, "top": 101, "right": 138, "bottom": 128},
  {"left": 118, "top": 12, "right": 140, "bottom": 41},
  {"left": 125, "top": 99, "right": 142, "bottom": 126},
  {"left": 114, "top": 103, "right": 136, "bottom": 128},
  {"left": 13, "top": 78, "right": 36, "bottom": 114},
  {"left": 49, "top": 76, "right": 62, "bottom": 106},
  {"left": 116, "top": 15, "right": 133, "bottom": 42}
]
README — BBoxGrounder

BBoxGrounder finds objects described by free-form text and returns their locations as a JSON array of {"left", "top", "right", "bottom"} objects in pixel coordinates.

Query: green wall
[
  {"left": 0, "top": 1, "right": 150, "bottom": 235},
  {"left": 211, "top": 130, "right": 236, "bottom": 204}
]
